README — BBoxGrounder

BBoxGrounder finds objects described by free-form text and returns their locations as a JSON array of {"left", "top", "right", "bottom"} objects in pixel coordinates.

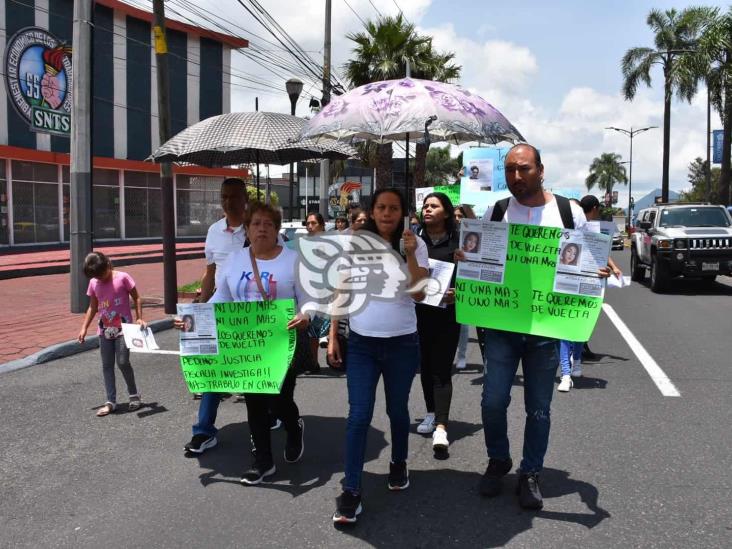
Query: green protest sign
[
  {"left": 434, "top": 185, "right": 461, "bottom": 208},
  {"left": 179, "top": 299, "right": 296, "bottom": 394},
  {"left": 455, "top": 223, "right": 603, "bottom": 341}
]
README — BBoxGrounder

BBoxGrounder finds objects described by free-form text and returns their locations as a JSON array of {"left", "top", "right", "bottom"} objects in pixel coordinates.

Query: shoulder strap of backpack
[
  {"left": 555, "top": 195, "right": 575, "bottom": 229},
  {"left": 490, "top": 198, "right": 510, "bottom": 222}
]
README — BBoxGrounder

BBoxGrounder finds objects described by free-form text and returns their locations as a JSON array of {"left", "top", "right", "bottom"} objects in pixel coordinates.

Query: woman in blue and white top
[{"left": 328, "top": 188, "right": 430, "bottom": 524}]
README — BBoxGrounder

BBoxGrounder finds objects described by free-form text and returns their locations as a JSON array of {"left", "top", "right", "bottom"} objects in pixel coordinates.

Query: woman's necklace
[{"left": 426, "top": 229, "right": 446, "bottom": 245}]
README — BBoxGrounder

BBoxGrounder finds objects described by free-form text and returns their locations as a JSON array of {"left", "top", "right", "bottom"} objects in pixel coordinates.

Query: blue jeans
[
  {"left": 344, "top": 331, "right": 419, "bottom": 493},
  {"left": 481, "top": 328, "right": 559, "bottom": 473},
  {"left": 560, "top": 340, "right": 583, "bottom": 376},
  {"left": 99, "top": 336, "right": 137, "bottom": 404},
  {"left": 192, "top": 392, "right": 221, "bottom": 437}
]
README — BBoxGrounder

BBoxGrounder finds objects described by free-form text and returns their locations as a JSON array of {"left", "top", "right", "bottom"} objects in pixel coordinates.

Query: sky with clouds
[{"left": 145, "top": 0, "right": 732, "bottom": 205}]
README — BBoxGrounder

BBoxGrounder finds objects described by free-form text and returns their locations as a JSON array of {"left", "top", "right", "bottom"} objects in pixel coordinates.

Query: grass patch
[{"left": 178, "top": 280, "right": 201, "bottom": 293}]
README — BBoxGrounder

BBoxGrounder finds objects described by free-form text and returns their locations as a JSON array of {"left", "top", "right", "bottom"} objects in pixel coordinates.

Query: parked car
[
  {"left": 630, "top": 203, "right": 732, "bottom": 292},
  {"left": 612, "top": 232, "right": 624, "bottom": 250}
]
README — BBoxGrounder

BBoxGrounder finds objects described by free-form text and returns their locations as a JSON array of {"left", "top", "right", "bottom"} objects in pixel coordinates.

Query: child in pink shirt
[{"left": 78, "top": 252, "right": 145, "bottom": 416}]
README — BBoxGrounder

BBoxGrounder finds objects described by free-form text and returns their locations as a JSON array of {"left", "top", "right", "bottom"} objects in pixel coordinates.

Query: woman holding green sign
[
  {"left": 176, "top": 202, "right": 311, "bottom": 486},
  {"left": 328, "top": 188, "right": 429, "bottom": 524}
]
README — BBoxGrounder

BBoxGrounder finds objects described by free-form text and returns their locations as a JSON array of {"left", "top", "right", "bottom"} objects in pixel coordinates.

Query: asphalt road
[{"left": 2, "top": 251, "right": 731, "bottom": 548}]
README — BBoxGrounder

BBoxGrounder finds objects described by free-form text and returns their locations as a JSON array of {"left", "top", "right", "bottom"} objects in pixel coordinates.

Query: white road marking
[{"left": 601, "top": 304, "right": 681, "bottom": 397}]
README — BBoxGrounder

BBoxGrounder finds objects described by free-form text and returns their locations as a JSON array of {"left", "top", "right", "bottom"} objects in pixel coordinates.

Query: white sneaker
[
  {"left": 455, "top": 357, "right": 467, "bottom": 370},
  {"left": 570, "top": 361, "right": 583, "bottom": 378},
  {"left": 557, "top": 375, "right": 573, "bottom": 392},
  {"left": 432, "top": 427, "right": 449, "bottom": 451},
  {"left": 417, "top": 413, "right": 435, "bottom": 434}
]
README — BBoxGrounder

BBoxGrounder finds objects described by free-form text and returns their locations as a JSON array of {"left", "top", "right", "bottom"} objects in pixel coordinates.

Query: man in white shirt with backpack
[{"left": 467, "top": 144, "right": 610, "bottom": 510}]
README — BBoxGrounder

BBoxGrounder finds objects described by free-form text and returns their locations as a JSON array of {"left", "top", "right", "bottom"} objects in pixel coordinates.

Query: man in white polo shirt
[{"left": 185, "top": 178, "right": 248, "bottom": 455}]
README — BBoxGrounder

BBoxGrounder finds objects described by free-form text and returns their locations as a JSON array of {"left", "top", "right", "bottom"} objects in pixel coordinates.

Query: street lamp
[
  {"left": 286, "top": 78, "right": 303, "bottom": 220},
  {"left": 605, "top": 126, "right": 657, "bottom": 231}
]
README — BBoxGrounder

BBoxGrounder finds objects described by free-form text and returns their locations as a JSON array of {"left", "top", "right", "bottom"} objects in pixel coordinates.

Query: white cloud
[{"left": 166, "top": 0, "right": 720, "bottom": 196}]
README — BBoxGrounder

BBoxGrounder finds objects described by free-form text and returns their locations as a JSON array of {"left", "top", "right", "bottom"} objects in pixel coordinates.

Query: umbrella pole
[
  {"left": 256, "top": 155, "right": 260, "bottom": 200},
  {"left": 405, "top": 133, "right": 410, "bottom": 211}
]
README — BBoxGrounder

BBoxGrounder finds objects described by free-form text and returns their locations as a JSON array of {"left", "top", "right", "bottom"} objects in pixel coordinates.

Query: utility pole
[
  {"left": 319, "top": 0, "right": 331, "bottom": 219},
  {"left": 153, "top": 0, "right": 177, "bottom": 314},
  {"left": 706, "top": 86, "right": 711, "bottom": 202},
  {"left": 69, "top": 0, "right": 93, "bottom": 313}
]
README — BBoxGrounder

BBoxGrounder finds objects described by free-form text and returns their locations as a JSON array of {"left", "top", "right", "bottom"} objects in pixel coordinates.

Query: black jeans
[
  {"left": 244, "top": 366, "right": 300, "bottom": 466},
  {"left": 416, "top": 305, "right": 461, "bottom": 426}
]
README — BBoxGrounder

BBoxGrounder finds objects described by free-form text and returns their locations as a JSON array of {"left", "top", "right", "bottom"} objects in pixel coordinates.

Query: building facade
[{"left": 0, "top": 0, "right": 248, "bottom": 247}]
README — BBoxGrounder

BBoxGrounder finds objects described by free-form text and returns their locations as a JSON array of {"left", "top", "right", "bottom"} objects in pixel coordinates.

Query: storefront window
[
  {"left": 0, "top": 160, "right": 8, "bottom": 245},
  {"left": 124, "top": 171, "right": 161, "bottom": 238},
  {"left": 93, "top": 169, "right": 120, "bottom": 239},
  {"left": 176, "top": 175, "right": 224, "bottom": 236},
  {"left": 62, "top": 184, "right": 69, "bottom": 242},
  {"left": 11, "top": 160, "right": 60, "bottom": 244}
]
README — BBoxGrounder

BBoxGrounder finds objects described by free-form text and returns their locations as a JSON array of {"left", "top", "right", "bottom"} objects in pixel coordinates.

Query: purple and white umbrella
[{"left": 299, "top": 78, "right": 524, "bottom": 145}]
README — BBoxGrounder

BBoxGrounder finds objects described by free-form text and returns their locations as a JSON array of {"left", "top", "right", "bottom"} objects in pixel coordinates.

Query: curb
[{"left": 0, "top": 319, "right": 174, "bottom": 375}]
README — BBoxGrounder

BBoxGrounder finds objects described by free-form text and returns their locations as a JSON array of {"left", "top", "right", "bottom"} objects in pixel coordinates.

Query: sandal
[
  {"left": 128, "top": 395, "right": 142, "bottom": 412},
  {"left": 96, "top": 402, "right": 116, "bottom": 417}
]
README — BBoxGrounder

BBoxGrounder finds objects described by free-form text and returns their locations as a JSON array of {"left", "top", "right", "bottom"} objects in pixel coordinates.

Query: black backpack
[{"left": 490, "top": 195, "right": 575, "bottom": 229}]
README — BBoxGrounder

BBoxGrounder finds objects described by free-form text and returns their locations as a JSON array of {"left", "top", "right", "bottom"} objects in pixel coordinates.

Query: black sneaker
[
  {"left": 284, "top": 418, "right": 305, "bottom": 463},
  {"left": 192, "top": 393, "right": 203, "bottom": 400},
  {"left": 240, "top": 462, "right": 276, "bottom": 485},
  {"left": 270, "top": 416, "right": 282, "bottom": 430},
  {"left": 517, "top": 472, "right": 543, "bottom": 510},
  {"left": 479, "top": 457, "right": 513, "bottom": 497},
  {"left": 387, "top": 461, "right": 409, "bottom": 490},
  {"left": 332, "top": 490, "right": 362, "bottom": 524},
  {"left": 184, "top": 434, "right": 217, "bottom": 454}
]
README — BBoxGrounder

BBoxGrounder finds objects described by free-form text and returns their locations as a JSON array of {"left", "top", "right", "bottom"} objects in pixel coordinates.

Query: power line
[
  {"left": 367, "top": 0, "right": 383, "bottom": 18},
  {"left": 342, "top": 0, "right": 367, "bottom": 27}
]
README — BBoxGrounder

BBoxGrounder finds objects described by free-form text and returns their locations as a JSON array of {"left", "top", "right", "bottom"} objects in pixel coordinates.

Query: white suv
[{"left": 630, "top": 203, "right": 732, "bottom": 292}]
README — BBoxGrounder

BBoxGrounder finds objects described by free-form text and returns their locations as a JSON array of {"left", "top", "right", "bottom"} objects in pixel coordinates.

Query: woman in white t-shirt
[
  {"left": 328, "top": 188, "right": 429, "bottom": 524},
  {"left": 177, "top": 202, "right": 311, "bottom": 486}
]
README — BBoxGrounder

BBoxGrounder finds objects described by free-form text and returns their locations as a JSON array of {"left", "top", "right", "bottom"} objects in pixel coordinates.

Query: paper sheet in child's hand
[
  {"left": 121, "top": 323, "right": 178, "bottom": 354},
  {"left": 606, "top": 275, "right": 631, "bottom": 289}
]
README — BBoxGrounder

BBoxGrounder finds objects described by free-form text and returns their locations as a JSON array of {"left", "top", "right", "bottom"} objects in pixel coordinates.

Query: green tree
[
  {"left": 621, "top": 7, "right": 714, "bottom": 203},
  {"left": 679, "top": 157, "right": 721, "bottom": 202},
  {"left": 585, "top": 152, "right": 628, "bottom": 196},
  {"left": 344, "top": 14, "right": 461, "bottom": 192},
  {"left": 246, "top": 185, "right": 279, "bottom": 206},
  {"left": 424, "top": 146, "right": 460, "bottom": 186},
  {"left": 691, "top": 7, "right": 732, "bottom": 204}
]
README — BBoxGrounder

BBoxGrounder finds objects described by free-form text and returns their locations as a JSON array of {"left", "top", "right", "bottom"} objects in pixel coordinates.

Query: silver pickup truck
[{"left": 630, "top": 203, "right": 732, "bottom": 292}]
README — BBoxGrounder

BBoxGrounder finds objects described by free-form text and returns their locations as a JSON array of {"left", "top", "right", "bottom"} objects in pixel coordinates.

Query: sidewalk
[
  {"left": 0, "top": 241, "right": 204, "bottom": 279},
  {"left": 0, "top": 256, "right": 206, "bottom": 366}
]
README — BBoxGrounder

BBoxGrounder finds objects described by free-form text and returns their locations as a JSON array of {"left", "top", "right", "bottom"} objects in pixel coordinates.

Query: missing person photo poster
[
  {"left": 553, "top": 229, "right": 611, "bottom": 297},
  {"left": 459, "top": 147, "right": 512, "bottom": 217}
]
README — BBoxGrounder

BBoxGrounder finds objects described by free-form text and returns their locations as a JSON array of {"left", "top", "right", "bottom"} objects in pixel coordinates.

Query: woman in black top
[{"left": 415, "top": 192, "right": 461, "bottom": 456}]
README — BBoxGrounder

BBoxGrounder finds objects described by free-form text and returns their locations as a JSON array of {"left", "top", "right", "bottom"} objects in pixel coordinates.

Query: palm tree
[
  {"left": 585, "top": 153, "right": 628, "bottom": 197},
  {"left": 344, "top": 14, "right": 461, "bottom": 191},
  {"left": 691, "top": 7, "right": 732, "bottom": 205},
  {"left": 425, "top": 145, "right": 460, "bottom": 186},
  {"left": 621, "top": 7, "right": 714, "bottom": 203}
]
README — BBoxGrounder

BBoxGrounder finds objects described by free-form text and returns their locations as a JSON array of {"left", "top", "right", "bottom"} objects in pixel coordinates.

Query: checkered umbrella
[{"left": 149, "top": 111, "right": 356, "bottom": 168}]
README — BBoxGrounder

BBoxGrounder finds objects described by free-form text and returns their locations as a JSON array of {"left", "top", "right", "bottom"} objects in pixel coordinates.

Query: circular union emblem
[{"left": 3, "top": 27, "right": 73, "bottom": 136}]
